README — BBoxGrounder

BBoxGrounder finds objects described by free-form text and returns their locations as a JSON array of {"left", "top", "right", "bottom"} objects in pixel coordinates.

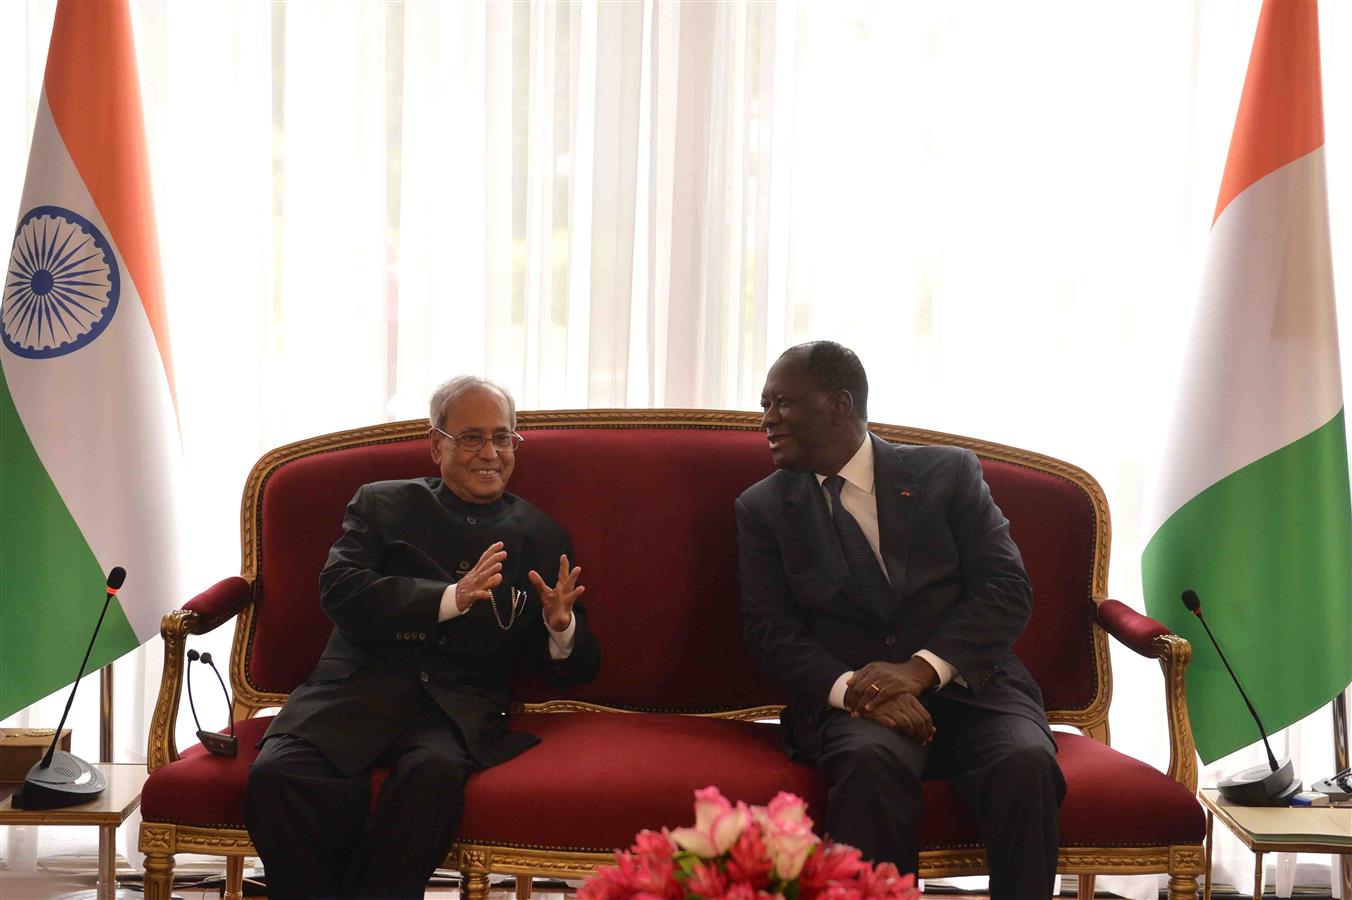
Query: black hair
[{"left": 783, "top": 341, "right": 868, "bottom": 421}]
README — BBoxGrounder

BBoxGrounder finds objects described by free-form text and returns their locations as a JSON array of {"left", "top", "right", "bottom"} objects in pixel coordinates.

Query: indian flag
[
  {"left": 1, "top": 0, "right": 184, "bottom": 718},
  {"left": 1142, "top": 0, "right": 1351, "bottom": 765}
]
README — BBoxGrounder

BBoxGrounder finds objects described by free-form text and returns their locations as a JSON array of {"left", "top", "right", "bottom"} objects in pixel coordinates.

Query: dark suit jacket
[
  {"left": 736, "top": 434, "right": 1048, "bottom": 760},
  {"left": 265, "top": 478, "right": 601, "bottom": 777}
]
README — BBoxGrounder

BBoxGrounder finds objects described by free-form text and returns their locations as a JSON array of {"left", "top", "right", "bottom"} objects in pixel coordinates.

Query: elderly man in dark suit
[
  {"left": 245, "top": 376, "right": 600, "bottom": 900},
  {"left": 736, "top": 342, "right": 1063, "bottom": 900}
]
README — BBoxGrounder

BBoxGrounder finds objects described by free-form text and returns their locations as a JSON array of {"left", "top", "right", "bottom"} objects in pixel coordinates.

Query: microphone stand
[
  {"left": 55, "top": 660, "right": 145, "bottom": 900},
  {"left": 11, "top": 566, "right": 151, "bottom": 899},
  {"left": 1182, "top": 589, "right": 1300, "bottom": 806},
  {"left": 100, "top": 663, "right": 113, "bottom": 767},
  {"left": 1331, "top": 688, "right": 1351, "bottom": 896}
]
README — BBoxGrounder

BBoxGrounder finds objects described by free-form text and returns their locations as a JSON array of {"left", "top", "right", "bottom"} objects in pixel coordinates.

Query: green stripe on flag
[
  {"left": 1143, "top": 410, "right": 1352, "bottom": 764},
  {"left": 1, "top": 372, "right": 139, "bottom": 719}
]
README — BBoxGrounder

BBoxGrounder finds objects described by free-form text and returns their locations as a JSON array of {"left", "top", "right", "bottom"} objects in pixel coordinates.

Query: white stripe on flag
[
  {"left": 3, "top": 93, "right": 185, "bottom": 641},
  {"left": 1146, "top": 146, "right": 1341, "bottom": 535}
]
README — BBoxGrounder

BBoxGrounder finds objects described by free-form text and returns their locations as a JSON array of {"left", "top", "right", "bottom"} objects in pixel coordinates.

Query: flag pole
[
  {"left": 56, "top": 663, "right": 143, "bottom": 899},
  {"left": 100, "top": 664, "right": 113, "bottom": 763},
  {"left": 1334, "top": 687, "right": 1350, "bottom": 897}
]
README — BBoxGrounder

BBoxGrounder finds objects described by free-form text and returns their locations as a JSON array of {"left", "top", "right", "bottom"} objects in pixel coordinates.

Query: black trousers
[
  {"left": 814, "top": 693, "right": 1065, "bottom": 900},
  {"left": 245, "top": 701, "right": 478, "bottom": 900}
]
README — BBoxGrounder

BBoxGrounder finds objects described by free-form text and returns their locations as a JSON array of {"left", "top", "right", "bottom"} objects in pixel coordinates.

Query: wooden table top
[
  {"left": 1200, "top": 788, "right": 1352, "bottom": 855},
  {"left": 0, "top": 763, "right": 147, "bottom": 827}
]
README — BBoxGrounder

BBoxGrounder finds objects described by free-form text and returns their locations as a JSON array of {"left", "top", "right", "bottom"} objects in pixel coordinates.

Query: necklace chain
[{"left": 489, "top": 587, "right": 526, "bottom": 631}]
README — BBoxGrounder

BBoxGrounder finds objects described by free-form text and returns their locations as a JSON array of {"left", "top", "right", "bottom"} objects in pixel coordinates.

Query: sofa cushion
[
  {"left": 457, "top": 713, "right": 826, "bottom": 850},
  {"left": 141, "top": 717, "right": 1202, "bottom": 853},
  {"left": 141, "top": 713, "right": 822, "bottom": 837},
  {"left": 141, "top": 716, "right": 274, "bottom": 828},
  {"left": 914, "top": 733, "right": 1204, "bottom": 850},
  {"left": 1052, "top": 732, "right": 1204, "bottom": 846}
]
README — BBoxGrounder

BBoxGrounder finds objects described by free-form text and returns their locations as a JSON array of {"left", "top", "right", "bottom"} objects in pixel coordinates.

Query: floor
[{"left": 0, "top": 866, "right": 1343, "bottom": 900}]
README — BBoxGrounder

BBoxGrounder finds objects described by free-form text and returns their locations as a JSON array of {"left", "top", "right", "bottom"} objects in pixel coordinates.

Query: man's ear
[
  {"left": 429, "top": 431, "right": 443, "bottom": 464},
  {"left": 830, "top": 390, "right": 855, "bottom": 425}
]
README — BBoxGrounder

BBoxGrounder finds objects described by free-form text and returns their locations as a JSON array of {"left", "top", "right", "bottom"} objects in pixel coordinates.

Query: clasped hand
[
  {"left": 844, "top": 658, "right": 939, "bottom": 745},
  {"left": 454, "top": 543, "right": 584, "bottom": 632}
]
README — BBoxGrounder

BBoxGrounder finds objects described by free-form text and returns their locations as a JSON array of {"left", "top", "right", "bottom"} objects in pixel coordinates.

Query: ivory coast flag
[
  {"left": 1142, "top": 0, "right": 1352, "bottom": 764},
  {"left": 1, "top": 0, "right": 184, "bottom": 718}
]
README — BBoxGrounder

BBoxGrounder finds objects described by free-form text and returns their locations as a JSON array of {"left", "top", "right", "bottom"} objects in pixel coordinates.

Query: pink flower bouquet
[{"left": 579, "top": 787, "right": 921, "bottom": 900}]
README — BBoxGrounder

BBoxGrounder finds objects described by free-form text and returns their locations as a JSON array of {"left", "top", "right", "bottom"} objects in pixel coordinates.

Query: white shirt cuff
[
  {"left": 546, "top": 610, "right": 576, "bottom": 659},
  {"left": 438, "top": 583, "right": 463, "bottom": 622},
  {"left": 828, "top": 671, "right": 854, "bottom": 709},
  {"left": 914, "top": 649, "right": 960, "bottom": 688}
]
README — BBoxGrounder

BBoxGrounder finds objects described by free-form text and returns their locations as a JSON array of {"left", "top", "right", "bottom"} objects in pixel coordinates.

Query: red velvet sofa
[{"left": 138, "top": 411, "right": 1205, "bottom": 900}]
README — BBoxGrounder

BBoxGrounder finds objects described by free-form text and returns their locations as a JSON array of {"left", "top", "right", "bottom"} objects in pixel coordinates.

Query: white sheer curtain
[{"left": 2, "top": 0, "right": 1350, "bottom": 894}]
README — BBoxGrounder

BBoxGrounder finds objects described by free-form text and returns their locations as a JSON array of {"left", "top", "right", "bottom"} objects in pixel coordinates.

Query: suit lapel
[
  {"left": 784, "top": 472, "right": 850, "bottom": 590},
  {"left": 871, "top": 434, "right": 917, "bottom": 601}
]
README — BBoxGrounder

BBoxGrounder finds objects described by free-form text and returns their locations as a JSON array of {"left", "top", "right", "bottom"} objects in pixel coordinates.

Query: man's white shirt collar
[{"left": 815, "top": 434, "right": 874, "bottom": 494}]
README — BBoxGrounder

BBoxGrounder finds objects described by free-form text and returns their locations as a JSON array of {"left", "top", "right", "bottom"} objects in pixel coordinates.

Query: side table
[
  {"left": 1, "top": 763, "right": 148, "bottom": 900},
  {"left": 1200, "top": 788, "right": 1351, "bottom": 900}
]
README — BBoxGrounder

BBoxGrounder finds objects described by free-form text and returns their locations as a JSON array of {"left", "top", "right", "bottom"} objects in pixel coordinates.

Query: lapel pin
[{"left": 900, "top": 489, "right": 912, "bottom": 498}]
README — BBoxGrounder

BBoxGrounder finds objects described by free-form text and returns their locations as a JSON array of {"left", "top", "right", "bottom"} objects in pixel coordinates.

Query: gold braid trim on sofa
[
  {"left": 137, "top": 824, "right": 1204, "bottom": 883},
  {"left": 1154, "top": 633, "right": 1198, "bottom": 792}
]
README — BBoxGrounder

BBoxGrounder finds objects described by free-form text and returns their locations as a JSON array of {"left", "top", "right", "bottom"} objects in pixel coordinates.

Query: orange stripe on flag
[
  {"left": 42, "top": 0, "right": 176, "bottom": 407},
  {"left": 1213, "top": 0, "right": 1324, "bottom": 225}
]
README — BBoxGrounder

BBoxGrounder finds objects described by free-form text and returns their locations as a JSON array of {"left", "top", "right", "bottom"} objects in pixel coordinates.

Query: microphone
[
  {"left": 185, "top": 647, "right": 238, "bottom": 757},
  {"left": 1182, "top": 589, "right": 1301, "bottom": 806},
  {"left": 13, "top": 568, "right": 125, "bottom": 809},
  {"left": 199, "top": 652, "right": 235, "bottom": 739}
]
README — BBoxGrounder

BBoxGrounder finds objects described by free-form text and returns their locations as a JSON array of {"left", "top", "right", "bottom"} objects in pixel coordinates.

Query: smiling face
[
  {"left": 759, "top": 351, "right": 861, "bottom": 475},
  {"left": 431, "top": 386, "right": 517, "bottom": 504}
]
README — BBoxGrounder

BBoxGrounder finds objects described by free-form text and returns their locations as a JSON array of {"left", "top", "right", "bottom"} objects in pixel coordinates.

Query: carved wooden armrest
[
  {"left": 146, "top": 577, "right": 253, "bottom": 771},
  {"left": 1094, "top": 598, "right": 1198, "bottom": 793}
]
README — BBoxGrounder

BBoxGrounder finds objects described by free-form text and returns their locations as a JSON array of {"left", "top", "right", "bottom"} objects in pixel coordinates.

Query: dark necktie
[{"left": 823, "top": 475, "right": 893, "bottom": 622}]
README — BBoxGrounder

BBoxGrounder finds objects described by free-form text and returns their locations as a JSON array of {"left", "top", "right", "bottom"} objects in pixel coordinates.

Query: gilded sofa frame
[{"left": 139, "top": 410, "right": 1201, "bottom": 900}]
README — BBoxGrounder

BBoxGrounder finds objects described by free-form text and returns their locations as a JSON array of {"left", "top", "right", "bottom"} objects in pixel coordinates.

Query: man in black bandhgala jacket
[{"left": 246, "top": 376, "right": 600, "bottom": 900}]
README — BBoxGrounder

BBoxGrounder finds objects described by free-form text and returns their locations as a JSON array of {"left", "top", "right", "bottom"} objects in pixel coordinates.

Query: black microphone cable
[
  {"left": 185, "top": 647, "right": 238, "bottom": 757},
  {"left": 199, "top": 652, "right": 234, "bottom": 737},
  {"left": 185, "top": 649, "right": 205, "bottom": 734}
]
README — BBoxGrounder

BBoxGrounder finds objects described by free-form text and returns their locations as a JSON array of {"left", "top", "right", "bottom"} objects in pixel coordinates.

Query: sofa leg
[
  {"left": 1078, "top": 874, "right": 1096, "bottom": 898},
  {"left": 1168, "top": 872, "right": 1200, "bottom": 900},
  {"left": 516, "top": 875, "right": 533, "bottom": 900},
  {"left": 464, "top": 867, "right": 490, "bottom": 900},
  {"left": 224, "top": 855, "right": 245, "bottom": 900},
  {"left": 142, "top": 851, "right": 175, "bottom": 900}
]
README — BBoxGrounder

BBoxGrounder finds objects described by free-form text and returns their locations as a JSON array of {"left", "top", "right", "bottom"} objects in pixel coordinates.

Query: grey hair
[{"left": 428, "top": 376, "right": 517, "bottom": 431}]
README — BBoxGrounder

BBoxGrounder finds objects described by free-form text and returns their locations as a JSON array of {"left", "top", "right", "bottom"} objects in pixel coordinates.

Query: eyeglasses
[{"left": 431, "top": 427, "right": 525, "bottom": 453}]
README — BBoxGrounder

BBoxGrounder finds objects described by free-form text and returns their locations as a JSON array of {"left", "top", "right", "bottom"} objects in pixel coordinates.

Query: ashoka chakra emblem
[{"left": 3, "top": 205, "right": 120, "bottom": 359}]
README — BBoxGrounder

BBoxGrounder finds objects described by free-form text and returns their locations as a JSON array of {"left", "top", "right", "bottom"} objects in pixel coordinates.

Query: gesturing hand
[
  {"left": 455, "top": 542, "right": 507, "bottom": 613},
  {"left": 529, "top": 554, "right": 585, "bottom": 632},
  {"left": 845, "top": 657, "right": 939, "bottom": 715}
]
